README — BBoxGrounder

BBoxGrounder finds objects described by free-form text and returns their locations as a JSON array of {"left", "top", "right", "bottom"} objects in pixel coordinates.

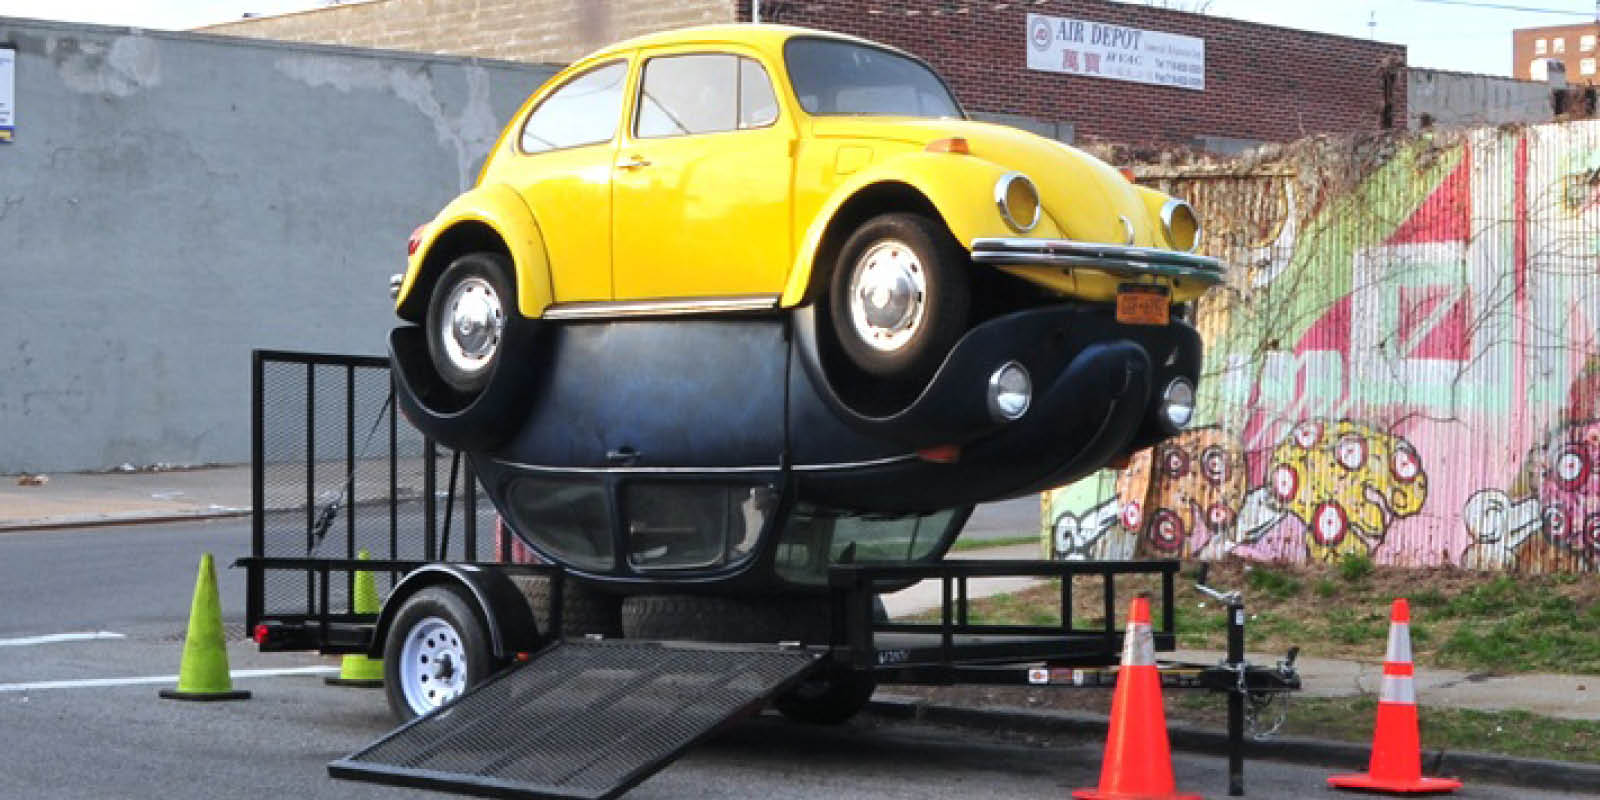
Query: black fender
[
  {"left": 368, "top": 563, "right": 543, "bottom": 660},
  {"left": 389, "top": 321, "right": 543, "bottom": 452}
]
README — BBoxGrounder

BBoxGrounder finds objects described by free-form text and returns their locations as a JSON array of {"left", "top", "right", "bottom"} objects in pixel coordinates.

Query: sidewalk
[{"left": 5, "top": 464, "right": 1597, "bottom": 722}]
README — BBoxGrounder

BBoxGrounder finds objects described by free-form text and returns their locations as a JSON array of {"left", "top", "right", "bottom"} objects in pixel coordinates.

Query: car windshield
[{"left": 784, "top": 38, "right": 962, "bottom": 118}]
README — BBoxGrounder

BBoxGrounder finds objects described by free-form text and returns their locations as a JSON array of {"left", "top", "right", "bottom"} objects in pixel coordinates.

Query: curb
[
  {"left": 865, "top": 697, "right": 1600, "bottom": 794},
  {"left": 0, "top": 508, "right": 251, "bottom": 533}
]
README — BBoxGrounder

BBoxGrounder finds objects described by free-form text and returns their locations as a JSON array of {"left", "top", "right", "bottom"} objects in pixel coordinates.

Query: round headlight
[
  {"left": 987, "top": 361, "right": 1032, "bottom": 422},
  {"left": 1161, "top": 377, "right": 1195, "bottom": 431},
  {"left": 994, "top": 172, "right": 1041, "bottom": 233},
  {"left": 1160, "top": 199, "right": 1201, "bottom": 252}
]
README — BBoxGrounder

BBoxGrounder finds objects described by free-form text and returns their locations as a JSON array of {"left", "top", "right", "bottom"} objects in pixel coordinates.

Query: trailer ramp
[{"left": 330, "top": 639, "right": 822, "bottom": 800}]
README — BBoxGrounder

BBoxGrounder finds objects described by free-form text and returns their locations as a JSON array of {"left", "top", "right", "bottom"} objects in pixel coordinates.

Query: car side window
[
  {"left": 520, "top": 61, "right": 627, "bottom": 154},
  {"left": 636, "top": 53, "right": 778, "bottom": 139}
]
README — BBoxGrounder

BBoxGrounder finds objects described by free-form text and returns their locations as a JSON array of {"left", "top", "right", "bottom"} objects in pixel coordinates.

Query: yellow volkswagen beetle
[{"left": 393, "top": 23, "right": 1218, "bottom": 393}]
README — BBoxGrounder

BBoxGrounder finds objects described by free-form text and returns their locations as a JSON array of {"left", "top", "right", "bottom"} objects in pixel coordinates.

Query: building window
[
  {"left": 1532, "top": 59, "right": 1549, "bottom": 81},
  {"left": 1555, "top": 37, "right": 1567, "bottom": 54},
  {"left": 1583, "top": 34, "right": 1596, "bottom": 52},
  {"left": 1537, "top": 38, "right": 1548, "bottom": 54},
  {"left": 1583, "top": 58, "right": 1596, "bottom": 76}
]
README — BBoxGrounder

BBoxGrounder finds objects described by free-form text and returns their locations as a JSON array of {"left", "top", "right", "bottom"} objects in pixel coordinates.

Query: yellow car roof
[{"left": 580, "top": 23, "right": 913, "bottom": 63}]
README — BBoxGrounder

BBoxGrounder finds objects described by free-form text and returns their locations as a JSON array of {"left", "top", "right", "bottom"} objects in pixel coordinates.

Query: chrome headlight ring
[
  {"left": 994, "top": 172, "right": 1041, "bottom": 233},
  {"left": 1160, "top": 198, "right": 1202, "bottom": 253}
]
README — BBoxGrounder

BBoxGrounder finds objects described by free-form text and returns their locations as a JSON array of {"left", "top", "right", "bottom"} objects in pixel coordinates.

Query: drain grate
[{"left": 330, "top": 639, "right": 821, "bottom": 800}]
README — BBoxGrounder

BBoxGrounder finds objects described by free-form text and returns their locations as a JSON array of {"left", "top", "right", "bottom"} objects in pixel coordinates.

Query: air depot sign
[{"left": 1026, "top": 13, "right": 1205, "bottom": 91}]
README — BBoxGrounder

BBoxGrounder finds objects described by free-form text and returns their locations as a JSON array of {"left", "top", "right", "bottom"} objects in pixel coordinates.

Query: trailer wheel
[
  {"left": 384, "top": 585, "right": 496, "bottom": 722},
  {"left": 509, "top": 575, "right": 622, "bottom": 638},
  {"left": 773, "top": 667, "right": 877, "bottom": 725},
  {"left": 773, "top": 597, "right": 886, "bottom": 725}
]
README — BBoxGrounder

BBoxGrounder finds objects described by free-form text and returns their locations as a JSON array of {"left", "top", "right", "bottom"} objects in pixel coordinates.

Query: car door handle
[
  {"left": 606, "top": 447, "right": 640, "bottom": 465},
  {"left": 618, "top": 156, "right": 651, "bottom": 170}
]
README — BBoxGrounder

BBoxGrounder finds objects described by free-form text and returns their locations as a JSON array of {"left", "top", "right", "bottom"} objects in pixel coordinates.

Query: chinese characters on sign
[
  {"left": 0, "top": 47, "right": 13, "bottom": 142},
  {"left": 1026, "top": 13, "right": 1205, "bottom": 91}
]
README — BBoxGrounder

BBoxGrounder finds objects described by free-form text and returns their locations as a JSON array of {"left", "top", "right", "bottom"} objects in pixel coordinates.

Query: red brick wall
[{"left": 741, "top": 0, "right": 1406, "bottom": 149}]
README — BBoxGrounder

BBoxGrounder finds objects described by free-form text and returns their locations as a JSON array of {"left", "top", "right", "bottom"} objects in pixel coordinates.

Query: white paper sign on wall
[
  {"left": 0, "top": 46, "right": 14, "bottom": 142},
  {"left": 1026, "top": 13, "right": 1205, "bottom": 91}
]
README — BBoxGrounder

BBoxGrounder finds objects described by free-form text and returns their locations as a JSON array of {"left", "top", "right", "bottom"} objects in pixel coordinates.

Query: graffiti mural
[{"left": 1046, "top": 122, "right": 1600, "bottom": 572}]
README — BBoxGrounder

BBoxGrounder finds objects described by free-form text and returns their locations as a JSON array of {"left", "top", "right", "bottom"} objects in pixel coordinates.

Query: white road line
[
  {"left": 0, "top": 631, "right": 127, "bottom": 647},
  {"left": 0, "top": 665, "right": 339, "bottom": 692}
]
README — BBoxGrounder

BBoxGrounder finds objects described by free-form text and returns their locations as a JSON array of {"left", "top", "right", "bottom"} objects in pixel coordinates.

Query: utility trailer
[{"left": 240, "top": 350, "right": 1299, "bottom": 800}]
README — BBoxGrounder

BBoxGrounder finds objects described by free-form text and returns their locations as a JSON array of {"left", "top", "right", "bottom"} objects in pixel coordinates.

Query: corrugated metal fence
[{"left": 1045, "top": 123, "right": 1600, "bottom": 573}]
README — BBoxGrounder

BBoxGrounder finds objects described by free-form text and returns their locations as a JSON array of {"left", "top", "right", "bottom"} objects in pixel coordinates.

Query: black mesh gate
[
  {"left": 247, "top": 349, "right": 503, "bottom": 649},
  {"left": 329, "top": 640, "right": 822, "bottom": 800}
]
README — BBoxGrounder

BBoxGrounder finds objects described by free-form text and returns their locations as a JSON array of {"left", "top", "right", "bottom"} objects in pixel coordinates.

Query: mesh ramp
[{"left": 330, "top": 639, "right": 823, "bottom": 800}]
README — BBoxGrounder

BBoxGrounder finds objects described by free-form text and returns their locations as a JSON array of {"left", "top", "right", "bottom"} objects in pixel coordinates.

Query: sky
[{"left": 0, "top": 0, "right": 1596, "bottom": 76}]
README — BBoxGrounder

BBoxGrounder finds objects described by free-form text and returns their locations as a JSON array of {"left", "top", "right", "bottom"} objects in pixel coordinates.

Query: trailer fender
[{"left": 369, "top": 564, "right": 543, "bottom": 660}]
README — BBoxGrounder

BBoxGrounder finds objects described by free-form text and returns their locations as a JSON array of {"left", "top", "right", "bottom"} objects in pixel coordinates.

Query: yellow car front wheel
[{"left": 828, "top": 212, "right": 970, "bottom": 384}]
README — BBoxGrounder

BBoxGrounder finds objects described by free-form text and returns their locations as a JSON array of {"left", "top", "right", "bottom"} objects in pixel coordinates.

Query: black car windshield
[{"left": 784, "top": 38, "right": 962, "bottom": 118}]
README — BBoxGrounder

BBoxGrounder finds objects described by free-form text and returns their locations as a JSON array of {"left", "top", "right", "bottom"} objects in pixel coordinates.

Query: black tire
[
  {"left": 773, "top": 667, "right": 877, "bottom": 725},
  {"left": 620, "top": 595, "right": 831, "bottom": 644},
  {"left": 383, "top": 585, "right": 497, "bottom": 723},
  {"left": 425, "top": 252, "right": 515, "bottom": 394},
  {"left": 509, "top": 575, "right": 623, "bottom": 638},
  {"left": 774, "top": 597, "right": 886, "bottom": 725},
  {"left": 829, "top": 213, "right": 970, "bottom": 383}
]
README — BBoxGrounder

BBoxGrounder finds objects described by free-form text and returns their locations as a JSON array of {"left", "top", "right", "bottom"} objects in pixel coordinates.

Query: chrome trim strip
[
  {"left": 493, "top": 459, "right": 781, "bottom": 475},
  {"left": 970, "top": 238, "right": 1224, "bottom": 284},
  {"left": 492, "top": 452, "right": 919, "bottom": 475},
  {"left": 542, "top": 294, "right": 782, "bottom": 320}
]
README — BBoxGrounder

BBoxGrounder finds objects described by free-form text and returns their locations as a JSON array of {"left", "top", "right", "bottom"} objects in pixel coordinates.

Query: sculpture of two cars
[{"left": 389, "top": 25, "right": 1223, "bottom": 590}]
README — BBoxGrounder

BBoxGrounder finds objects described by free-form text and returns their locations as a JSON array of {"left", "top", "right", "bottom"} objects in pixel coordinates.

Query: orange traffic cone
[
  {"left": 1073, "top": 595, "right": 1200, "bottom": 800},
  {"left": 1328, "top": 599, "right": 1462, "bottom": 794}
]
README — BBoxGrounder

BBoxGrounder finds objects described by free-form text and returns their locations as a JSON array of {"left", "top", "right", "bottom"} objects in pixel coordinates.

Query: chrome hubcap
[
  {"left": 439, "top": 277, "right": 504, "bottom": 377},
  {"left": 399, "top": 617, "right": 468, "bottom": 716},
  {"left": 848, "top": 240, "right": 926, "bottom": 353}
]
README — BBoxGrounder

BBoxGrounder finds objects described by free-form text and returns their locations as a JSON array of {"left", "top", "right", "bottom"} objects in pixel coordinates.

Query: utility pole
[
  {"left": 753, "top": 0, "right": 761, "bottom": 23},
  {"left": 1368, "top": 10, "right": 1376, "bottom": 39}
]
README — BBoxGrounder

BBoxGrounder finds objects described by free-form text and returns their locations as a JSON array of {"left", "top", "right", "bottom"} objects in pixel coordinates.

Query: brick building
[
  {"left": 1512, "top": 21, "right": 1600, "bottom": 83},
  {"left": 202, "top": 0, "right": 1407, "bottom": 152}
]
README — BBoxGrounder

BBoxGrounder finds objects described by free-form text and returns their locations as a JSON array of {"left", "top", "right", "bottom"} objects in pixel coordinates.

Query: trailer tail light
[{"left": 253, "top": 624, "right": 270, "bottom": 645}]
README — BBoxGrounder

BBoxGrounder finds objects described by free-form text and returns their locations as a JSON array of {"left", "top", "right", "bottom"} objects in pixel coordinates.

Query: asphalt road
[{"left": 0, "top": 520, "right": 1583, "bottom": 800}]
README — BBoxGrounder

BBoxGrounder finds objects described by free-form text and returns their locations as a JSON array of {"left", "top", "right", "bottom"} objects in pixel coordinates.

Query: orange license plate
[{"left": 1115, "top": 285, "right": 1171, "bottom": 326}]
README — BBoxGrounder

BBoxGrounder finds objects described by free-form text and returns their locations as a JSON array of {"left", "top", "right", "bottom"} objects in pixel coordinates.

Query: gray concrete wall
[
  {"left": 1408, "top": 67, "right": 1551, "bottom": 128},
  {"left": 0, "top": 17, "right": 557, "bottom": 473}
]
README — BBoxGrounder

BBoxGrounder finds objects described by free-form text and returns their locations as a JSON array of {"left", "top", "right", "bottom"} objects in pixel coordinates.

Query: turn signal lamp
[
  {"left": 917, "top": 444, "right": 962, "bottom": 463},
  {"left": 925, "top": 137, "right": 970, "bottom": 154}
]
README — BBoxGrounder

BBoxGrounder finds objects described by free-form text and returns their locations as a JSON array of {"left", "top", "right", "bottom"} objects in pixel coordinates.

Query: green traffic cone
[
  {"left": 326, "top": 550, "right": 384, "bottom": 688},
  {"left": 160, "top": 552, "right": 251, "bottom": 701}
]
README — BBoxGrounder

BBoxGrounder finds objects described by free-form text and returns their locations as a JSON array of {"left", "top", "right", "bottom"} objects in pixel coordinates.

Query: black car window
[
  {"left": 504, "top": 476, "right": 613, "bottom": 570},
  {"left": 636, "top": 53, "right": 778, "bottom": 138},
  {"left": 520, "top": 61, "right": 627, "bottom": 154},
  {"left": 623, "top": 481, "right": 775, "bottom": 571},
  {"left": 784, "top": 38, "right": 961, "bottom": 118}
]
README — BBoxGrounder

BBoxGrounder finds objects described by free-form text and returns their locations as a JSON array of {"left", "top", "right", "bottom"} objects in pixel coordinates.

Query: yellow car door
[
  {"left": 499, "top": 59, "right": 630, "bottom": 303},
  {"left": 611, "top": 50, "right": 794, "bottom": 302}
]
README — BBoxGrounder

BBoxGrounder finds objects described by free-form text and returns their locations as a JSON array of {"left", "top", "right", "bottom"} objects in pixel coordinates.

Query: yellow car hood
[{"left": 809, "top": 116, "right": 1156, "bottom": 246}]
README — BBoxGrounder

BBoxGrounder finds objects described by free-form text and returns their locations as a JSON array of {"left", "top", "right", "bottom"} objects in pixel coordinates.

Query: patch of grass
[
  {"left": 927, "top": 559, "right": 1600, "bottom": 674},
  {"left": 903, "top": 686, "right": 1600, "bottom": 765},
  {"left": 948, "top": 535, "right": 1042, "bottom": 553},
  {"left": 1337, "top": 552, "right": 1374, "bottom": 583},
  {"left": 1246, "top": 567, "right": 1301, "bottom": 600}
]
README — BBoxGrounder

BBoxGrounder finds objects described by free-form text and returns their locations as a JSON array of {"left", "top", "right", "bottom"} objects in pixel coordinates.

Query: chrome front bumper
[{"left": 970, "top": 238, "right": 1225, "bottom": 284}]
